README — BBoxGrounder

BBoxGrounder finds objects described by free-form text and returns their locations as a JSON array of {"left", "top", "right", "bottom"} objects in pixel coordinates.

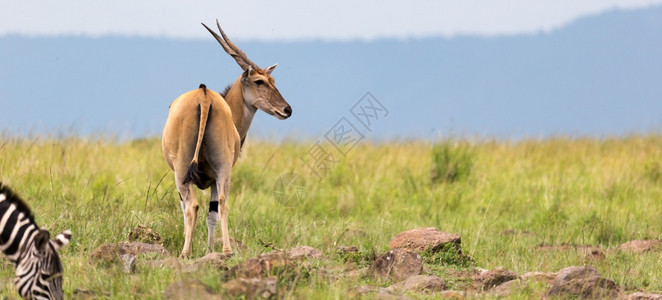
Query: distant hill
[{"left": 1, "top": 6, "right": 661, "bottom": 140}]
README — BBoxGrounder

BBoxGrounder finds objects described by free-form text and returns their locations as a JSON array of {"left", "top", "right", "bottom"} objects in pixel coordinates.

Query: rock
[
  {"left": 490, "top": 279, "right": 524, "bottom": 297},
  {"left": 547, "top": 275, "right": 619, "bottom": 299},
  {"left": 619, "top": 240, "right": 661, "bottom": 253},
  {"left": 120, "top": 254, "right": 136, "bottom": 274},
  {"left": 128, "top": 225, "right": 162, "bottom": 244},
  {"left": 222, "top": 277, "right": 277, "bottom": 299},
  {"left": 91, "top": 242, "right": 170, "bottom": 264},
  {"left": 521, "top": 271, "right": 557, "bottom": 285},
  {"left": 554, "top": 266, "right": 601, "bottom": 282},
  {"left": 371, "top": 248, "right": 423, "bottom": 281},
  {"left": 627, "top": 292, "right": 662, "bottom": 300},
  {"left": 475, "top": 268, "right": 518, "bottom": 290},
  {"left": 228, "top": 251, "right": 289, "bottom": 278},
  {"left": 287, "top": 246, "right": 322, "bottom": 260},
  {"left": 163, "top": 279, "right": 217, "bottom": 300},
  {"left": 389, "top": 227, "right": 462, "bottom": 254},
  {"left": 386, "top": 275, "right": 446, "bottom": 293},
  {"left": 546, "top": 266, "right": 619, "bottom": 299}
]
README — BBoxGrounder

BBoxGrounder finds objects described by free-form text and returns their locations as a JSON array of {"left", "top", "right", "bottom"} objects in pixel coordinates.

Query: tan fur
[
  {"left": 162, "top": 87, "right": 239, "bottom": 257},
  {"left": 162, "top": 21, "right": 291, "bottom": 257}
]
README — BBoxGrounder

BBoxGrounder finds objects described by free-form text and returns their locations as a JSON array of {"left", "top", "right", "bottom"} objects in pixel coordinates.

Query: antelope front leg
[{"left": 219, "top": 176, "right": 232, "bottom": 255}]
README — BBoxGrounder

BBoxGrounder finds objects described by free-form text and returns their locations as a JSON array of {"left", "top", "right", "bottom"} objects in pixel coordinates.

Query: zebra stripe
[{"left": 0, "top": 183, "right": 71, "bottom": 300}]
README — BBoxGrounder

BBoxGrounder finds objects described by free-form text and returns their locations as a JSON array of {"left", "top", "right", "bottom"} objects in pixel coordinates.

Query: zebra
[{"left": 0, "top": 183, "right": 71, "bottom": 299}]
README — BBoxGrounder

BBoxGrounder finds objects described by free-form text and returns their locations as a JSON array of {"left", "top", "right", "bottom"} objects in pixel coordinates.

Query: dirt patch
[{"left": 619, "top": 239, "right": 661, "bottom": 253}]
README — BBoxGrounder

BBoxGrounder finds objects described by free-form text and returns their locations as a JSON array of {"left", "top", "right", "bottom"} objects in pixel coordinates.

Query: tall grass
[{"left": 0, "top": 134, "right": 660, "bottom": 298}]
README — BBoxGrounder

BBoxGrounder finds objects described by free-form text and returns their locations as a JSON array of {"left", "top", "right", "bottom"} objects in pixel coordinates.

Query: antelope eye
[{"left": 255, "top": 80, "right": 264, "bottom": 85}]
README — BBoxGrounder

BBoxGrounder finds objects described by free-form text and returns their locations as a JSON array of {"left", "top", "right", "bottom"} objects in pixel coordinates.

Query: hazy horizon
[{"left": 1, "top": 5, "right": 661, "bottom": 141}]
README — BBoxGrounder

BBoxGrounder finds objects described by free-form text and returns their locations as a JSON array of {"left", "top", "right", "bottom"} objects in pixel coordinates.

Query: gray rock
[
  {"left": 554, "top": 266, "right": 601, "bottom": 283},
  {"left": 389, "top": 227, "right": 461, "bottom": 254},
  {"left": 490, "top": 279, "right": 524, "bottom": 297},
  {"left": 371, "top": 248, "right": 423, "bottom": 281},
  {"left": 547, "top": 275, "right": 619, "bottom": 299},
  {"left": 547, "top": 266, "right": 619, "bottom": 299},
  {"left": 475, "top": 268, "right": 518, "bottom": 290},
  {"left": 222, "top": 277, "right": 277, "bottom": 299}
]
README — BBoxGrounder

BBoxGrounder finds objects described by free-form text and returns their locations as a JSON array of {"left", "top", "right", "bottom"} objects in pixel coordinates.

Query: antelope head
[{"left": 202, "top": 20, "right": 292, "bottom": 120}]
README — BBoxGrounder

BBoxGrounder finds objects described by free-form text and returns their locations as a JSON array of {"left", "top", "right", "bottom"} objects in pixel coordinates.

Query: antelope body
[{"left": 162, "top": 21, "right": 291, "bottom": 257}]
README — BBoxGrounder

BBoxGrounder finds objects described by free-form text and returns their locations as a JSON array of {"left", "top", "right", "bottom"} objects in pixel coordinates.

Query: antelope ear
[
  {"left": 52, "top": 230, "right": 72, "bottom": 251},
  {"left": 34, "top": 230, "right": 50, "bottom": 254},
  {"left": 242, "top": 66, "right": 253, "bottom": 80},
  {"left": 264, "top": 63, "right": 278, "bottom": 75}
]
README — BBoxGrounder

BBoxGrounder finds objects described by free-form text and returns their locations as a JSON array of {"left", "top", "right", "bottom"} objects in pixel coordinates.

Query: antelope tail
[{"left": 183, "top": 86, "right": 212, "bottom": 185}]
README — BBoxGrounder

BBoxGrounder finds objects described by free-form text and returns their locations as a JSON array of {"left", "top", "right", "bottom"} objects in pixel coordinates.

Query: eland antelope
[{"left": 162, "top": 20, "right": 292, "bottom": 257}]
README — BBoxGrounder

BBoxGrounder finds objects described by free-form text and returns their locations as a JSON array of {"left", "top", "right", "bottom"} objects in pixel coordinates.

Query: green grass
[{"left": 0, "top": 134, "right": 661, "bottom": 298}]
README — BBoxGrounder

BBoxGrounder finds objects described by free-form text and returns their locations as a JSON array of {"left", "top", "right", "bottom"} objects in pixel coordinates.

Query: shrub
[{"left": 431, "top": 141, "right": 474, "bottom": 183}]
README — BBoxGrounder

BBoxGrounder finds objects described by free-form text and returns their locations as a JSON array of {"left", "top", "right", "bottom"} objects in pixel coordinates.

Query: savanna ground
[{"left": 0, "top": 134, "right": 661, "bottom": 298}]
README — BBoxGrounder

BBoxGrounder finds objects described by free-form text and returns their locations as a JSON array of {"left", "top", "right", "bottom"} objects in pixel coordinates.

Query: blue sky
[{"left": 3, "top": 1, "right": 662, "bottom": 40}]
